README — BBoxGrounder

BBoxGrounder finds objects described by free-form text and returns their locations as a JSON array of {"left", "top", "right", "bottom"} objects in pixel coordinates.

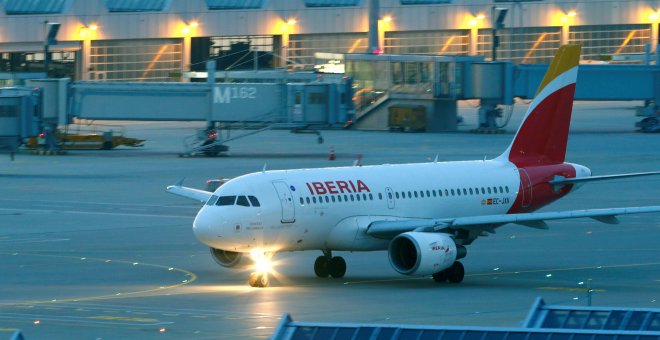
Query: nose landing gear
[{"left": 248, "top": 251, "right": 274, "bottom": 288}]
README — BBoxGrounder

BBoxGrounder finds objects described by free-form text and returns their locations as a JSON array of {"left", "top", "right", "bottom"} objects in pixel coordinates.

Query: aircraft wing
[
  {"left": 366, "top": 206, "right": 660, "bottom": 240},
  {"left": 166, "top": 180, "right": 212, "bottom": 203}
]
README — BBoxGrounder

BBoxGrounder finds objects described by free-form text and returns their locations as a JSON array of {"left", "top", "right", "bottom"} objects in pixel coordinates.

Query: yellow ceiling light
[
  {"left": 382, "top": 15, "right": 392, "bottom": 23},
  {"left": 287, "top": 18, "right": 297, "bottom": 25}
]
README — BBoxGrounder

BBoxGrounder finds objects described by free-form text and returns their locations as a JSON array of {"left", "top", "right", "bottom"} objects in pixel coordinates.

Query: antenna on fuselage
[
  {"left": 262, "top": 163, "right": 267, "bottom": 173},
  {"left": 434, "top": 154, "right": 439, "bottom": 163}
]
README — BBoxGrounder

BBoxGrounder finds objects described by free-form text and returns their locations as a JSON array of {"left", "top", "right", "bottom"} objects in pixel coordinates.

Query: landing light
[{"left": 250, "top": 249, "right": 273, "bottom": 275}]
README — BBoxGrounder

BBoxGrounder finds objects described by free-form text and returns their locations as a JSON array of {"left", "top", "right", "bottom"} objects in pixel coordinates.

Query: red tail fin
[{"left": 499, "top": 45, "right": 581, "bottom": 166}]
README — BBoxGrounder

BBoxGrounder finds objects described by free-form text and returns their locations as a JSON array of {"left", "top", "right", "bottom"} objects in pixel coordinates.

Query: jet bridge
[{"left": 343, "top": 51, "right": 660, "bottom": 131}]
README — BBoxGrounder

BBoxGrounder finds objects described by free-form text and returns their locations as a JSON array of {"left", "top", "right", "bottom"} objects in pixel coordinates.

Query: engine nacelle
[
  {"left": 388, "top": 232, "right": 460, "bottom": 276},
  {"left": 210, "top": 248, "right": 245, "bottom": 268}
]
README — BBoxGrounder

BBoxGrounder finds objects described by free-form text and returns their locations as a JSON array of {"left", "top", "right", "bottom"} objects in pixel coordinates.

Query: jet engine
[
  {"left": 388, "top": 232, "right": 465, "bottom": 276},
  {"left": 210, "top": 248, "right": 245, "bottom": 268}
]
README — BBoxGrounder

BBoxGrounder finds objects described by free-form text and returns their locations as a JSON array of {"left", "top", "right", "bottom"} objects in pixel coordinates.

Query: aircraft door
[
  {"left": 385, "top": 187, "right": 395, "bottom": 209},
  {"left": 272, "top": 181, "right": 296, "bottom": 223},
  {"left": 518, "top": 168, "right": 532, "bottom": 208}
]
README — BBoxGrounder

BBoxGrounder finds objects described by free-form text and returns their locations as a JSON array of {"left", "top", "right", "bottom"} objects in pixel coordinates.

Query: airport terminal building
[{"left": 0, "top": 0, "right": 658, "bottom": 83}]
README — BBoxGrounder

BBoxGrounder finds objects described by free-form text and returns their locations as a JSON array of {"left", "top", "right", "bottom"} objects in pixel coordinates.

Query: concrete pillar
[
  {"left": 81, "top": 38, "right": 91, "bottom": 80},
  {"left": 281, "top": 33, "right": 289, "bottom": 68},
  {"left": 651, "top": 22, "right": 658, "bottom": 54},
  {"left": 182, "top": 36, "right": 191, "bottom": 82},
  {"left": 469, "top": 27, "right": 478, "bottom": 56},
  {"left": 561, "top": 25, "right": 570, "bottom": 46},
  {"left": 367, "top": 0, "right": 379, "bottom": 53}
]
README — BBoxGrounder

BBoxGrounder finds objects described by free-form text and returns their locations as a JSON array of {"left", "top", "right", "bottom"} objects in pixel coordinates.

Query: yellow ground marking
[
  {"left": 536, "top": 286, "right": 606, "bottom": 293},
  {"left": 0, "top": 328, "right": 19, "bottom": 331},
  {"left": 87, "top": 316, "right": 159, "bottom": 323},
  {"left": 0, "top": 252, "right": 197, "bottom": 307}
]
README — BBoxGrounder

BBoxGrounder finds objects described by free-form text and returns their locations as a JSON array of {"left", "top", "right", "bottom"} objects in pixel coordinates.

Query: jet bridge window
[
  {"left": 206, "top": 195, "right": 220, "bottom": 206},
  {"left": 216, "top": 196, "right": 236, "bottom": 206}
]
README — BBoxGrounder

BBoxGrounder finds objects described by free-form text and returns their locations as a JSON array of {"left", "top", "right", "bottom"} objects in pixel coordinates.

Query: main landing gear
[
  {"left": 248, "top": 272, "right": 269, "bottom": 288},
  {"left": 314, "top": 250, "right": 346, "bottom": 278},
  {"left": 432, "top": 261, "right": 465, "bottom": 283}
]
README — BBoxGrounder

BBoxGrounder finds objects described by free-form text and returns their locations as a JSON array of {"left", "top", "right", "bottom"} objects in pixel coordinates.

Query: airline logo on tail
[{"left": 503, "top": 45, "right": 581, "bottom": 167}]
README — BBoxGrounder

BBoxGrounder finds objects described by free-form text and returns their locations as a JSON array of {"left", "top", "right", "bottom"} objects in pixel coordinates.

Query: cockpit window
[
  {"left": 206, "top": 195, "right": 219, "bottom": 206},
  {"left": 248, "top": 196, "right": 260, "bottom": 207},
  {"left": 216, "top": 196, "right": 236, "bottom": 206},
  {"left": 236, "top": 196, "right": 250, "bottom": 207}
]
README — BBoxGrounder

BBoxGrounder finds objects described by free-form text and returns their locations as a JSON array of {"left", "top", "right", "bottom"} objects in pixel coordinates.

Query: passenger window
[
  {"left": 331, "top": 196, "right": 336, "bottom": 203},
  {"left": 505, "top": 186, "right": 509, "bottom": 193},
  {"left": 414, "top": 191, "right": 419, "bottom": 198},
  {"left": 426, "top": 190, "right": 430, "bottom": 197},
  {"left": 395, "top": 192, "right": 400, "bottom": 199},
  {"left": 367, "top": 193, "right": 372, "bottom": 200},
  {"left": 313, "top": 197, "right": 317, "bottom": 203},
  {"left": 350, "top": 195, "right": 355, "bottom": 201},
  {"left": 457, "top": 189, "right": 461, "bottom": 196},
  {"left": 408, "top": 191, "right": 412, "bottom": 198},
  {"left": 206, "top": 195, "right": 219, "bottom": 206},
  {"left": 469, "top": 188, "right": 473, "bottom": 195},
  {"left": 481, "top": 188, "right": 486, "bottom": 194},
  {"left": 306, "top": 197, "right": 311, "bottom": 204},
  {"left": 344, "top": 195, "right": 348, "bottom": 201},
  {"left": 356, "top": 194, "right": 361, "bottom": 201},
  {"left": 487, "top": 187, "right": 492, "bottom": 194},
  {"left": 387, "top": 192, "right": 392, "bottom": 199},
  {"left": 248, "top": 196, "right": 260, "bottom": 207},
  {"left": 450, "top": 189, "right": 455, "bottom": 196},
  {"left": 499, "top": 186, "right": 504, "bottom": 193},
  {"left": 463, "top": 188, "right": 467, "bottom": 195},
  {"left": 299, "top": 197, "right": 304, "bottom": 205},
  {"left": 380, "top": 193, "right": 384, "bottom": 200},
  {"left": 216, "top": 196, "right": 236, "bottom": 206},
  {"left": 445, "top": 189, "right": 449, "bottom": 196},
  {"left": 432, "top": 190, "right": 437, "bottom": 197},
  {"left": 236, "top": 196, "right": 250, "bottom": 207},
  {"left": 325, "top": 196, "right": 329, "bottom": 203},
  {"left": 338, "top": 195, "right": 342, "bottom": 202}
]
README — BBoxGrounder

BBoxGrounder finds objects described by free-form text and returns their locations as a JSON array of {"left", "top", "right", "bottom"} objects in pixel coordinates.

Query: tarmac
[{"left": 0, "top": 101, "right": 659, "bottom": 339}]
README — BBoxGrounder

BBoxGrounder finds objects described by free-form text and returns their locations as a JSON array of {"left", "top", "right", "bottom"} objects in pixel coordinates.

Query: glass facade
[
  {"left": 385, "top": 30, "right": 469, "bottom": 55},
  {"left": 569, "top": 24, "right": 652, "bottom": 62},
  {"left": 89, "top": 38, "right": 182, "bottom": 81},
  {"left": 0, "top": 51, "right": 76, "bottom": 78},
  {"left": 289, "top": 33, "right": 368, "bottom": 69},
  {"left": 191, "top": 35, "right": 277, "bottom": 72},
  {"left": 478, "top": 27, "right": 562, "bottom": 64}
]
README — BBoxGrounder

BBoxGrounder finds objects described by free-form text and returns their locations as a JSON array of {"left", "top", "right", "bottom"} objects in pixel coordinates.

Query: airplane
[{"left": 167, "top": 45, "right": 660, "bottom": 287}]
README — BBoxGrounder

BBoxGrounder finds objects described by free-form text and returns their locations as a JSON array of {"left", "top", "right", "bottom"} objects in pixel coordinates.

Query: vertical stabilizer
[{"left": 498, "top": 45, "right": 581, "bottom": 166}]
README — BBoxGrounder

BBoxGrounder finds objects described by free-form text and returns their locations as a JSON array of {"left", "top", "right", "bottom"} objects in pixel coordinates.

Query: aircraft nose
[{"left": 193, "top": 207, "right": 217, "bottom": 246}]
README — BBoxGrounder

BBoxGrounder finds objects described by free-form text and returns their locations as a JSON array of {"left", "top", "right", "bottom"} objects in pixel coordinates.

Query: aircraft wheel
[
  {"left": 249, "top": 272, "right": 269, "bottom": 288},
  {"left": 328, "top": 256, "right": 346, "bottom": 278},
  {"left": 432, "top": 270, "right": 448, "bottom": 283},
  {"left": 314, "top": 256, "right": 329, "bottom": 278},
  {"left": 447, "top": 261, "right": 465, "bottom": 283}
]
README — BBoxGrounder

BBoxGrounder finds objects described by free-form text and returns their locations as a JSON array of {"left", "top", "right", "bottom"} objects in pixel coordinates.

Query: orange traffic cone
[{"left": 328, "top": 146, "right": 336, "bottom": 161}]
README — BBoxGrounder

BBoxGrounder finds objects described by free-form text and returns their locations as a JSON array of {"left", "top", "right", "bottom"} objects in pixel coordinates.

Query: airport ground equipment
[
  {"left": 25, "top": 123, "right": 145, "bottom": 150},
  {"left": 271, "top": 297, "right": 660, "bottom": 339}
]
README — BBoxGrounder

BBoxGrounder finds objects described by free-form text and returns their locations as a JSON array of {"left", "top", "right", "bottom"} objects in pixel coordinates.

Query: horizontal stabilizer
[{"left": 550, "top": 171, "right": 660, "bottom": 190}]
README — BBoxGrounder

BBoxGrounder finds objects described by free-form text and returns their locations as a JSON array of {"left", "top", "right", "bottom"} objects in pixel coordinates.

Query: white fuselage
[{"left": 193, "top": 159, "right": 523, "bottom": 253}]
